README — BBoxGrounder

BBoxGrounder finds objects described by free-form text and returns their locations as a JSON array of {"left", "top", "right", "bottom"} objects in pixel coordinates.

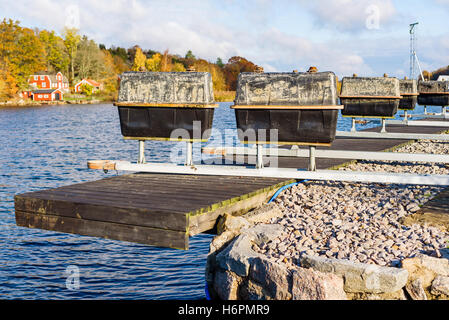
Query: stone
[
  {"left": 401, "top": 254, "right": 449, "bottom": 289},
  {"left": 347, "top": 289, "right": 407, "bottom": 300},
  {"left": 215, "top": 224, "right": 285, "bottom": 277},
  {"left": 250, "top": 257, "right": 292, "bottom": 300},
  {"left": 430, "top": 276, "right": 449, "bottom": 297},
  {"left": 216, "top": 214, "right": 251, "bottom": 235},
  {"left": 291, "top": 267, "right": 347, "bottom": 300},
  {"left": 405, "top": 278, "right": 427, "bottom": 300},
  {"left": 300, "top": 255, "right": 409, "bottom": 294},
  {"left": 213, "top": 270, "right": 241, "bottom": 300},
  {"left": 209, "top": 230, "right": 238, "bottom": 254},
  {"left": 215, "top": 234, "right": 261, "bottom": 277},
  {"left": 245, "top": 203, "right": 284, "bottom": 224},
  {"left": 238, "top": 279, "right": 273, "bottom": 300}
]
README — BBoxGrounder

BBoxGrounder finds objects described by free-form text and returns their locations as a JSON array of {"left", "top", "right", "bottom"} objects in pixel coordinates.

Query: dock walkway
[{"left": 14, "top": 122, "right": 449, "bottom": 249}]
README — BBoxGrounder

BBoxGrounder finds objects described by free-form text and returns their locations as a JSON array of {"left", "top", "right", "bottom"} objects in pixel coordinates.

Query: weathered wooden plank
[
  {"left": 15, "top": 195, "right": 188, "bottom": 231},
  {"left": 28, "top": 187, "right": 268, "bottom": 212},
  {"left": 15, "top": 211, "right": 188, "bottom": 249}
]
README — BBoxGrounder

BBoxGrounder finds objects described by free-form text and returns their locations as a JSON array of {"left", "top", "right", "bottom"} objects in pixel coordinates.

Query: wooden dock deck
[
  {"left": 14, "top": 121, "right": 449, "bottom": 249},
  {"left": 15, "top": 174, "right": 290, "bottom": 249}
]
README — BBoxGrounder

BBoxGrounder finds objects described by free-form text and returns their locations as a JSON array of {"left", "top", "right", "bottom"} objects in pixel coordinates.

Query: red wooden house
[
  {"left": 74, "top": 79, "right": 103, "bottom": 93},
  {"left": 28, "top": 72, "right": 69, "bottom": 92},
  {"left": 31, "top": 89, "right": 64, "bottom": 101}
]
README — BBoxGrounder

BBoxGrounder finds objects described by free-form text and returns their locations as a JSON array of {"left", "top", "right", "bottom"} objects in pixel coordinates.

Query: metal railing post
[
  {"left": 138, "top": 140, "right": 146, "bottom": 164},
  {"left": 186, "top": 141, "right": 193, "bottom": 166},
  {"left": 308, "top": 146, "right": 316, "bottom": 171},
  {"left": 381, "top": 118, "right": 387, "bottom": 133},
  {"left": 256, "top": 144, "right": 264, "bottom": 169},
  {"left": 351, "top": 118, "right": 356, "bottom": 132}
]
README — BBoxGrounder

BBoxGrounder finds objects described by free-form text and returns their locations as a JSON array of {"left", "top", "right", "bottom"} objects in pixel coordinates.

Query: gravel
[{"left": 253, "top": 139, "right": 449, "bottom": 267}]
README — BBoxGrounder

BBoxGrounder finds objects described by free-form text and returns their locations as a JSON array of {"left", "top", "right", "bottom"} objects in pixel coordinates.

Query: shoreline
[{"left": 0, "top": 99, "right": 115, "bottom": 108}]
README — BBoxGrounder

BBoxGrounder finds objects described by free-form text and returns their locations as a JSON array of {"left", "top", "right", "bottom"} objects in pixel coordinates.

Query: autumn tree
[
  {"left": 100, "top": 49, "right": 120, "bottom": 94},
  {"left": 160, "top": 50, "right": 172, "bottom": 72},
  {"left": 0, "top": 20, "right": 45, "bottom": 89},
  {"left": 145, "top": 52, "right": 161, "bottom": 71},
  {"left": 191, "top": 59, "right": 226, "bottom": 91},
  {"left": 422, "top": 70, "right": 432, "bottom": 81},
  {"left": 132, "top": 46, "right": 147, "bottom": 71},
  {"left": 13, "top": 27, "right": 46, "bottom": 88},
  {"left": 223, "top": 56, "right": 260, "bottom": 90},
  {"left": 0, "top": 57, "right": 17, "bottom": 101},
  {"left": 39, "top": 30, "right": 69, "bottom": 73},
  {"left": 63, "top": 27, "right": 81, "bottom": 84},
  {"left": 172, "top": 62, "right": 186, "bottom": 72},
  {"left": 74, "top": 35, "right": 103, "bottom": 79}
]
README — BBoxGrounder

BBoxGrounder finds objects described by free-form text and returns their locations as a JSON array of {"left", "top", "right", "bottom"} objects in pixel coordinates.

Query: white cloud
[
  {"left": 297, "top": 0, "right": 397, "bottom": 32},
  {"left": 2, "top": 0, "right": 448, "bottom": 79}
]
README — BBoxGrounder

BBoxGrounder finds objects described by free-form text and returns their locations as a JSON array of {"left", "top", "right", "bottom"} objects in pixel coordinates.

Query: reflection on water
[{"left": 0, "top": 102, "right": 437, "bottom": 299}]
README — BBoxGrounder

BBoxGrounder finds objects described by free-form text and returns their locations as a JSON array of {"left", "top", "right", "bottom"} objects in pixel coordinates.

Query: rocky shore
[
  {"left": 206, "top": 138, "right": 449, "bottom": 300},
  {"left": 0, "top": 99, "right": 110, "bottom": 107}
]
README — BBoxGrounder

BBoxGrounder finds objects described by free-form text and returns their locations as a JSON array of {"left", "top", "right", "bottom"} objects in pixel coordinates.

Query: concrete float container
[
  {"left": 232, "top": 72, "right": 342, "bottom": 146},
  {"left": 399, "top": 79, "right": 418, "bottom": 110},
  {"left": 340, "top": 76, "right": 401, "bottom": 118},
  {"left": 418, "top": 80, "right": 449, "bottom": 106},
  {"left": 115, "top": 72, "right": 216, "bottom": 142}
]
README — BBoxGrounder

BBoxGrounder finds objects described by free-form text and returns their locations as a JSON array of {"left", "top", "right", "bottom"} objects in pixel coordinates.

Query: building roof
[
  {"left": 31, "top": 71, "right": 69, "bottom": 83},
  {"left": 32, "top": 89, "right": 62, "bottom": 94},
  {"left": 437, "top": 75, "right": 449, "bottom": 81},
  {"left": 77, "top": 78, "right": 101, "bottom": 87}
]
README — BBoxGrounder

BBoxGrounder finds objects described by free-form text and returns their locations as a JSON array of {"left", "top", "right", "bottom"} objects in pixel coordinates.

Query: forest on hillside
[{"left": 0, "top": 19, "right": 261, "bottom": 102}]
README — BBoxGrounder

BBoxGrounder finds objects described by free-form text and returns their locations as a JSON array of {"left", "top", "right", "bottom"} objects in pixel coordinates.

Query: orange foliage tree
[{"left": 223, "top": 56, "right": 260, "bottom": 90}]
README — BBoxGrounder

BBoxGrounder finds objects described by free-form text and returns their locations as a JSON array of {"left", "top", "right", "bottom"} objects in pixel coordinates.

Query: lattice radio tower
[{"left": 410, "top": 22, "right": 424, "bottom": 80}]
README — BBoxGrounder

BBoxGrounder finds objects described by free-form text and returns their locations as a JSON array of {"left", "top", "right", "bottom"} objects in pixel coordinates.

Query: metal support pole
[
  {"left": 443, "top": 106, "right": 447, "bottom": 117},
  {"left": 309, "top": 146, "right": 316, "bottom": 171},
  {"left": 138, "top": 140, "right": 146, "bottom": 164},
  {"left": 424, "top": 105, "right": 428, "bottom": 115},
  {"left": 381, "top": 118, "right": 387, "bottom": 133},
  {"left": 185, "top": 141, "right": 193, "bottom": 166},
  {"left": 404, "top": 110, "right": 409, "bottom": 124},
  {"left": 256, "top": 144, "right": 264, "bottom": 169},
  {"left": 351, "top": 118, "right": 356, "bottom": 132},
  {"left": 110, "top": 162, "right": 449, "bottom": 186}
]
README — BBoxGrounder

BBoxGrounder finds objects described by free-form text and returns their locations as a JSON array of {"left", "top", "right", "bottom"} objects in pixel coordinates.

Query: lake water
[{"left": 0, "top": 102, "right": 439, "bottom": 299}]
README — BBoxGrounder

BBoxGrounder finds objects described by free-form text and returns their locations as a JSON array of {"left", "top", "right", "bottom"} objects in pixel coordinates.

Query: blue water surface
[{"left": 0, "top": 102, "right": 439, "bottom": 299}]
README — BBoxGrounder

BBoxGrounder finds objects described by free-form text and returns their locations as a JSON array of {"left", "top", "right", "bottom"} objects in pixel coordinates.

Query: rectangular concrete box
[
  {"left": 115, "top": 72, "right": 216, "bottom": 141},
  {"left": 232, "top": 72, "right": 341, "bottom": 145},
  {"left": 399, "top": 79, "right": 418, "bottom": 110},
  {"left": 418, "top": 80, "right": 449, "bottom": 107},
  {"left": 340, "top": 77, "right": 401, "bottom": 118}
]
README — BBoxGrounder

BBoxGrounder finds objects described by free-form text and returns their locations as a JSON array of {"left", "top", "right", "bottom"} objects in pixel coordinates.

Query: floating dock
[
  {"left": 15, "top": 174, "right": 289, "bottom": 249},
  {"left": 14, "top": 120, "right": 449, "bottom": 249}
]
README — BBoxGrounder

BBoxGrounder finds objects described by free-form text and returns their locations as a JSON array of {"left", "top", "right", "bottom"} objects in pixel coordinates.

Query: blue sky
[{"left": 1, "top": 0, "right": 449, "bottom": 78}]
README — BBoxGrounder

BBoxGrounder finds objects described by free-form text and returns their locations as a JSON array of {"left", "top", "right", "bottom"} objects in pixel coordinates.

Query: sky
[{"left": 1, "top": 0, "right": 449, "bottom": 79}]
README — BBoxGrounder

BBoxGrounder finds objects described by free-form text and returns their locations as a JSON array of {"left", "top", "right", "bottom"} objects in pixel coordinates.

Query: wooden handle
[{"left": 87, "top": 160, "right": 116, "bottom": 170}]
